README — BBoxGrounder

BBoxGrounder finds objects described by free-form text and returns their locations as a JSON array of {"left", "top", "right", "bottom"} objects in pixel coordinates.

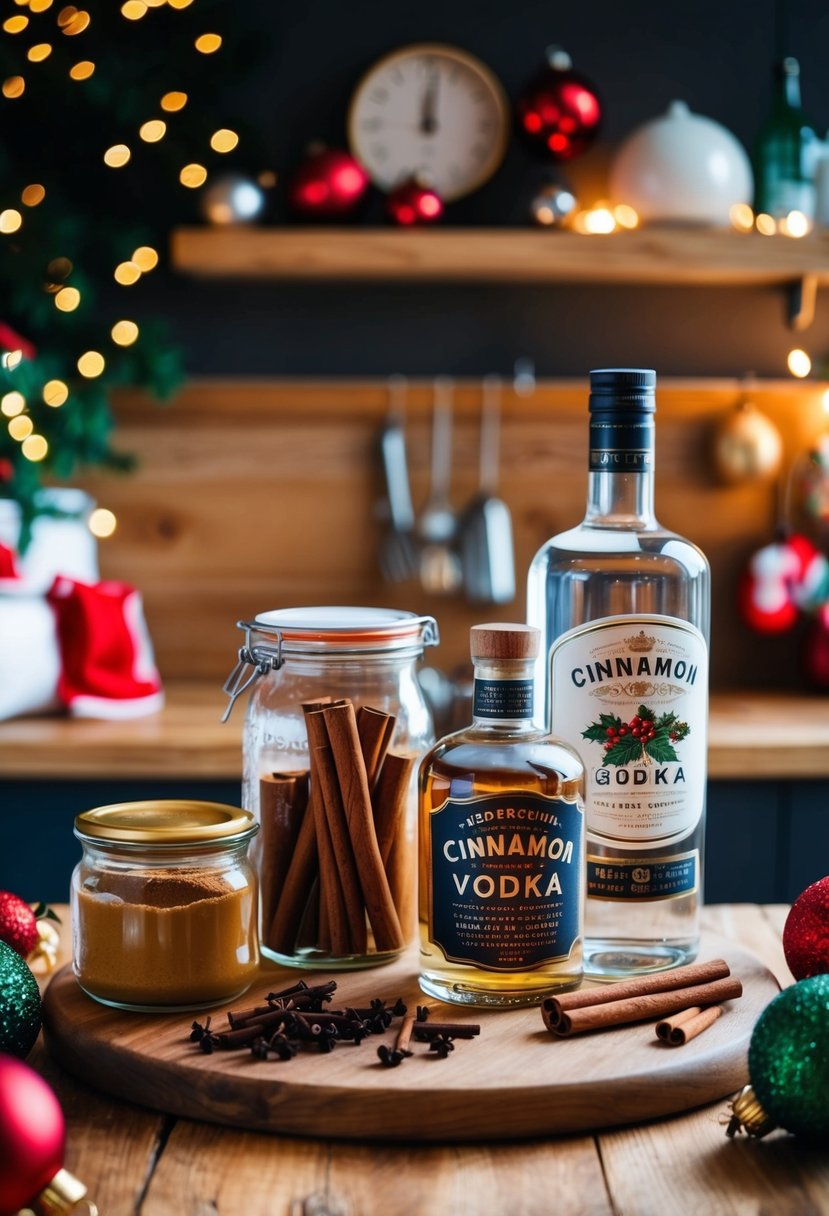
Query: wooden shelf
[
  {"left": 170, "top": 226, "right": 829, "bottom": 286},
  {"left": 1, "top": 683, "right": 829, "bottom": 780}
]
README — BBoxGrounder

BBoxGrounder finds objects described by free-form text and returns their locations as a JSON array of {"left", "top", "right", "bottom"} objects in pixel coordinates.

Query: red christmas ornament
[
  {"left": 0, "top": 461, "right": 13, "bottom": 486},
  {"left": 0, "top": 1054, "right": 64, "bottom": 1215},
  {"left": 783, "top": 875, "right": 829, "bottom": 979},
  {"left": 386, "top": 178, "right": 444, "bottom": 226},
  {"left": 516, "top": 47, "right": 602, "bottom": 161},
  {"left": 0, "top": 322, "right": 35, "bottom": 361},
  {"left": 287, "top": 146, "right": 369, "bottom": 218},
  {"left": 801, "top": 608, "right": 829, "bottom": 689},
  {"left": 0, "top": 893, "right": 38, "bottom": 957}
]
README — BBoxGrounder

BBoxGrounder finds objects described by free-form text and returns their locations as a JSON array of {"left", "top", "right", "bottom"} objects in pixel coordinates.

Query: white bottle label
[{"left": 549, "top": 615, "right": 708, "bottom": 849}]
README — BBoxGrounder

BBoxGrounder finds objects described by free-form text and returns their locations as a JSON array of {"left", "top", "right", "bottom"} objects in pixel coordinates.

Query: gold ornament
[{"left": 712, "top": 399, "right": 783, "bottom": 484}]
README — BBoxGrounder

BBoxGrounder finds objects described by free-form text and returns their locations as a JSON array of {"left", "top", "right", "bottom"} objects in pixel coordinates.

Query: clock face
[{"left": 348, "top": 43, "right": 509, "bottom": 202}]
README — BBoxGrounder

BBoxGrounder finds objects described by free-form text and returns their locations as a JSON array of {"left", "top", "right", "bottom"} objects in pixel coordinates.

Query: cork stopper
[{"left": 470, "top": 623, "right": 540, "bottom": 661}]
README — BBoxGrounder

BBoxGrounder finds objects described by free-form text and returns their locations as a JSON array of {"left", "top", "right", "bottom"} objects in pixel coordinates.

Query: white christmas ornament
[{"left": 610, "top": 100, "right": 753, "bottom": 226}]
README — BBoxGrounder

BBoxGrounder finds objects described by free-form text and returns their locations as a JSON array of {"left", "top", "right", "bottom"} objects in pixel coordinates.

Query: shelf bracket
[{"left": 787, "top": 273, "right": 818, "bottom": 331}]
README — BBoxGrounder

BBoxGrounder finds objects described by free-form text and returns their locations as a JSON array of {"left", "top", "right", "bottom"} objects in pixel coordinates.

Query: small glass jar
[
  {"left": 72, "top": 801, "right": 259, "bottom": 1012},
  {"left": 223, "top": 607, "right": 438, "bottom": 969}
]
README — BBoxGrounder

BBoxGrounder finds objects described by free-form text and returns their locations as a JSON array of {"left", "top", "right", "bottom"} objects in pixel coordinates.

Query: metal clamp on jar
[{"left": 223, "top": 607, "right": 438, "bottom": 969}]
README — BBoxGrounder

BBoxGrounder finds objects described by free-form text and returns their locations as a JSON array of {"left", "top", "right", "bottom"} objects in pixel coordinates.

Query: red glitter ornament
[
  {"left": 783, "top": 875, "right": 829, "bottom": 979},
  {"left": 0, "top": 893, "right": 39, "bottom": 959},
  {"left": 386, "top": 178, "right": 443, "bottom": 226},
  {"left": 287, "top": 146, "right": 369, "bottom": 218},
  {"left": 516, "top": 47, "right": 602, "bottom": 161},
  {"left": 0, "top": 1054, "right": 64, "bottom": 1216}
]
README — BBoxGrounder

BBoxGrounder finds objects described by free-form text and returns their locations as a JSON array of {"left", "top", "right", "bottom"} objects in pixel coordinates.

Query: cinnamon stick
[
  {"left": 542, "top": 958, "right": 732, "bottom": 1029},
  {"left": 322, "top": 701, "right": 404, "bottom": 953},
  {"left": 372, "top": 752, "right": 415, "bottom": 867},
  {"left": 304, "top": 707, "right": 368, "bottom": 956},
  {"left": 656, "top": 1004, "right": 723, "bottom": 1046},
  {"left": 258, "top": 771, "right": 309, "bottom": 942},
  {"left": 356, "top": 705, "right": 396, "bottom": 790},
  {"left": 266, "top": 782, "right": 318, "bottom": 955},
  {"left": 547, "top": 977, "right": 742, "bottom": 1037}
]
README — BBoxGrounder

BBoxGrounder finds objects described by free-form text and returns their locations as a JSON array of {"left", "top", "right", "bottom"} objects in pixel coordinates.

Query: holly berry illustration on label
[{"left": 582, "top": 704, "right": 690, "bottom": 766}]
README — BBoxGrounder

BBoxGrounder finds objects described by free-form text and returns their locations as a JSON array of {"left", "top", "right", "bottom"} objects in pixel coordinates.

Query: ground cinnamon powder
[{"left": 74, "top": 867, "right": 259, "bottom": 1008}]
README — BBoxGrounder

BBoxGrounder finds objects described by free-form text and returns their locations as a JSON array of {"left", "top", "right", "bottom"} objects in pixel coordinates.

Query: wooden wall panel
[{"left": 77, "top": 379, "right": 828, "bottom": 688}]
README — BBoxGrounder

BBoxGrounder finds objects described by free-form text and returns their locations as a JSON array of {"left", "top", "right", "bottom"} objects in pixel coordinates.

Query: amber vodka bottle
[
  {"left": 527, "top": 369, "right": 710, "bottom": 980},
  {"left": 418, "top": 623, "right": 584, "bottom": 1007}
]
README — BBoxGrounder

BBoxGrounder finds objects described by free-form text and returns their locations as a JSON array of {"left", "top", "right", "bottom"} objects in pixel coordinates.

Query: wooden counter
[
  {"left": 2, "top": 683, "right": 829, "bottom": 780},
  {"left": 27, "top": 903, "right": 821, "bottom": 1216}
]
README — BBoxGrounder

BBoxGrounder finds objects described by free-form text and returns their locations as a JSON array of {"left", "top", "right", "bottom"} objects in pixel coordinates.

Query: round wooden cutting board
[{"left": 42, "top": 933, "right": 778, "bottom": 1142}]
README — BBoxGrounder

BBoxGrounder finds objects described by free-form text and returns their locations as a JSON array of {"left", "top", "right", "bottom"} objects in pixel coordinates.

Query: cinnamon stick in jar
[
  {"left": 372, "top": 751, "right": 416, "bottom": 935},
  {"left": 266, "top": 786, "right": 318, "bottom": 956},
  {"left": 258, "top": 772, "right": 308, "bottom": 944},
  {"left": 356, "top": 705, "right": 396, "bottom": 791}
]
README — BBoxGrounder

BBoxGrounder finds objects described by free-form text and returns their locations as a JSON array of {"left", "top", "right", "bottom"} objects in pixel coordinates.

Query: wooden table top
[
  {"left": 4, "top": 682, "right": 829, "bottom": 780},
  {"left": 25, "top": 903, "right": 826, "bottom": 1216}
]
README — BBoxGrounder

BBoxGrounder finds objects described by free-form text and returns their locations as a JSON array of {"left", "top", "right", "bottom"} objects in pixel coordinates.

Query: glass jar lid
[
  {"left": 75, "top": 801, "right": 257, "bottom": 845},
  {"left": 251, "top": 606, "right": 438, "bottom": 653}
]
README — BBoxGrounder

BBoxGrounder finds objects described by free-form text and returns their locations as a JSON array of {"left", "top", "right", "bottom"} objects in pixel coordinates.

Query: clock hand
[{"left": 420, "top": 64, "right": 440, "bottom": 135}]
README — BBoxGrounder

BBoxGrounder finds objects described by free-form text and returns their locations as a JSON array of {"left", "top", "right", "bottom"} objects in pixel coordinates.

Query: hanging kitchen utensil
[
  {"left": 376, "top": 376, "right": 418, "bottom": 583},
  {"left": 460, "top": 375, "right": 515, "bottom": 604},
  {"left": 418, "top": 377, "right": 462, "bottom": 595}
]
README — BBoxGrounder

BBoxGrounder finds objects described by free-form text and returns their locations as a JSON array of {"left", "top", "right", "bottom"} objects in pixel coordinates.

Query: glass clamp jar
[
  {"left": 222, "top": 607, "right": 439, "bottom": 970},
  {"left": 72, "top": 801, "right": 259, "bottom": 1012}
]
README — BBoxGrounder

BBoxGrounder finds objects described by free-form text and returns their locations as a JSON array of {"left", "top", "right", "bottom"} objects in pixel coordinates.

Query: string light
[
  {"left": 2, "top": 77, "right": 26, "bottom": 98},
  {"left": 780, "top": 210, "right": 811, "bottom": 238},
  {"left": 121, "top": 1, "right": 147, "bottom": 17},
  {"left": 788, "top": 349, "right": 812, "bottom": 378},
  {"left": 161, "top": 90, "right": 187, "bottom": 111},
  {"left": 62, "top": 10, "right": 91, "bottom": 35},
  {"left": 27, "top": 43, "right": 52, "bottom": 61},
  {"left": 29, "top": 0, "right": 54, "bottom": 10},
  {"left": 573, "top": 204, "right": 617, "bottom": 235},
  {"left": 69, "top": 60, "right": 94, "bottom": 79},
  {"left": 0, "top": 210, "right": 22, "bottom": 233},
  {"left": 2, "top": 351, "right": 23, "bottom": 371},
  {"left": 2, "top": 16, "right": 29, "bottom": 32},
  {"left": 729, "top": 202, "right": 754, "bottom": 232},
  {"left": 21, "top": 183, "right": 45, "bottom": 206},
  {"left": 179, "top": 163, "right": 207, "bottom": 188},
  {"left": 43, "top": 379, "right": 69, "bottom": 407},
  {"left": 210, "top": 128, "right": 239, "bottom": 153},
  {"left": 114, "top": 260, "right": 141, "bottom": 284},
  {"left": 755, "top": 212, "right": 776, "bottom": 236},
  {"left": 54, "top": 285, "right": 80, "bottom": 311},
  {"left": 9, "top": 415, "right": 34, "bottom": 441},
  {"left": 613, "top": 204, "right": 639, "bottom": 230},
  {"left": 139, "top": 119, "right": 166, "bottom": 142},
  {"left": 167, "top": 0, "right": 194, "bottom": 7},
  {"left": 88, "top": 507, "right": 117, "bottom": 538},
  {"left": 21, "top": 434, "right": 48, "bottom": 461},
  {"left": 111, "top": 319, "right": 139, "bottom": 345},
  {"left": 194, "top": 33, "right": 221, "bottom": 53},
  {"left": 57, "top": 6, "right": 79, "bottom": 26},
  {"left": 1, "top": 392, "right": 26, "bottom": 417},
  {"left": 77, "top": 350, "right": 105, "bottom": 377},
  {"left": 132, "top": 245, "right": 158, "bottom": 271},
  {"left": 104, "top": 144, "right": 131, "bottom": 168}
]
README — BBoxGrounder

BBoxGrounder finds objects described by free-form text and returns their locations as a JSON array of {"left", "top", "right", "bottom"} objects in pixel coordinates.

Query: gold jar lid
[{"left": 74, "top": 801, "right": 257, "bottom": 845}]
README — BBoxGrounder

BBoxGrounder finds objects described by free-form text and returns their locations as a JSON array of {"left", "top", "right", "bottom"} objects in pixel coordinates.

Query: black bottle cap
[{"left": 589, "top": 368, "right": 656, "bottom": 412}]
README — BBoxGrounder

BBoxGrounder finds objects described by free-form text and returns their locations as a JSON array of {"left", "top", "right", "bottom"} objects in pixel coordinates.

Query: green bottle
[{"left": 753, "top": 57, "right": 817, "bottom": 220}]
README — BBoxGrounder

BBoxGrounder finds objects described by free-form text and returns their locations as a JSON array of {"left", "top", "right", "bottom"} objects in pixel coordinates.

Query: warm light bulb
[
  {"left": 729, "top": 202, "right": 754, "bottom": 231},
  {"left": 54, "top": 286, "right": 80, "bottom": 312},
  {"left": 111, "top": 319, "right": 139, "bottom": 346},
  {"left": 2, "top": 77, "right": 26, "bottom": 98},
  {"left": 69, "top": 60, "right": 94, "bottom": 79},
  {"left": 179, "top": 163, "right": 207, "bottom": 188},
  {"left": 613, "top": 203, "right": 639, "bottom": 230},
  {"left": 132, "top": 246, "right": 158, "bottom": 271},
  {"left": 1, "top": 391, "right": 26, "bottom": 417},
  {"left": 210, "top": 128, "right": 239, "bottom": 153},
  {"left": 139, "top": 119, "right": 166, "bottom": 142},
  {"left": 27, "top": 42, "right": 52, "bottom": 61},
  {"left": 0, "top": 210, "right": 22, "bottom": 234},
  {"left": 781, "top": 209, "right": 811, "bottom": 238},
  {"left": 22, "top": 434, "right": 48, "bottom": 461},
  {"left": 822, "top": 387, "right": 829, "bottom": 415},
  {"left": 29, "top": 0, "right": 54, "bottom": 10},
  {"left": 2, "top": 350, "right": 23, "bottom": 371},
  {"left": 755, "top": 212, "right": 776, "bottom": 236},
  {"left": 194, "top": 32, "right": 221, "bottom": 53},
  {"left": 62, "top": 10, "right": 91, "bottom": 34},
  {"left": 582, "top": 206, "right": 617, "bottom": 235},
  {"left": 121, "top": 0, "right": 147, "bottom": 17},
  {"left": 2, "top": 15, "right": 29, "bottom": 32},
  {"left": 43, "top": 379, "right": 69, "bottom": 407},
  {"left": 161, "top": 90, "right": 187, "bottom": 111},
  {"left": 788, "top": 348, "right": 812, "bottom": 378},
  {"left": 88, "top": 507, "right": 117, "bottom": 538},
  {"left": 9, "top": 415, "right": 33, "bottom": 441},
  {"left": 21, "top": 183, "right": 45, "bottom": 206},
  {"left": 77, "top": 350, "right": 105, "bottom": 378},
  {"left": 114, "top": 260, "right": 141, "bottom": 285},
  {"left": 104, "top": 144, "right": 131, "bottom": 168},
  {"left": 57, "top": 7, "right": 79, "bottom": 27}
]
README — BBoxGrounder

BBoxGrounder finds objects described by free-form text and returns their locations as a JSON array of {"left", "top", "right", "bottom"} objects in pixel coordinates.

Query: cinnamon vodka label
[{"left": 549, "top": 615, "right": 707, "bottom": 848}]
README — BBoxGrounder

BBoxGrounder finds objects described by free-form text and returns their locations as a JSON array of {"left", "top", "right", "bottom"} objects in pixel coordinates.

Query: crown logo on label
[{"left": 626, "top": 630, "right": 656, "bottom": 653}]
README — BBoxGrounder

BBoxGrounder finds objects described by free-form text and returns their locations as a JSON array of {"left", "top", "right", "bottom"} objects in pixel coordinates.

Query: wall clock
[{"left": 348, "top": 43, "right": 509, "bottom": 202}]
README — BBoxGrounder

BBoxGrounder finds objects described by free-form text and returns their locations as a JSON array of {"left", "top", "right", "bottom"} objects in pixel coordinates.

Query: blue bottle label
[
  {"left": 586, "top": 850, "right": 698, "bottom": 900},
  {"left": 473, "top": 678, "right": 534, "bottom": 719},
  {"left": 428, "top": 792, "right": 583, "bottom": 971}
]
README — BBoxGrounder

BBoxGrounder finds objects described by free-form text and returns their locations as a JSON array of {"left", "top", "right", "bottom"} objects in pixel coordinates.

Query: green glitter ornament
[
  {"left": 727, "top": 974, "right": 829, "bottom": 1142},
  {"left": 0, "top": 940, "right": 41, "bottom": 1059}
]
